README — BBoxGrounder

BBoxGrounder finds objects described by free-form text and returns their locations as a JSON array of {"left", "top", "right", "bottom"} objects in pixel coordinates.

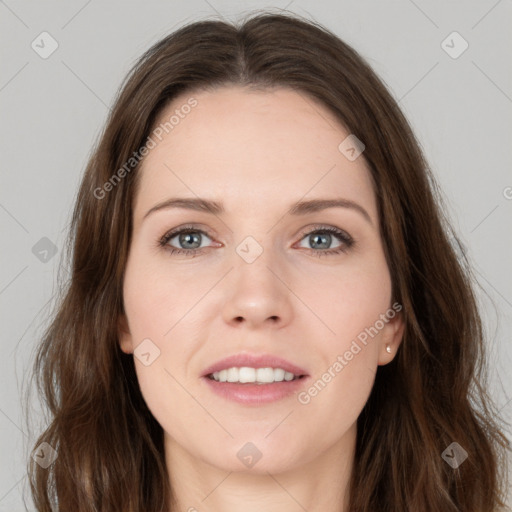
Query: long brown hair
[{"left": 26, "top": 11, "right": 510, "bottom": 511}]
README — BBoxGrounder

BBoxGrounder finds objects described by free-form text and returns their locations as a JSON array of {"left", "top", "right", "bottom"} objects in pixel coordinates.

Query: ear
[
  {"left": 377, "top": 309, "right": 405, "bottom": 366},
  {"left": 118, "top": 313, "right": 134, "bottom": 354}
]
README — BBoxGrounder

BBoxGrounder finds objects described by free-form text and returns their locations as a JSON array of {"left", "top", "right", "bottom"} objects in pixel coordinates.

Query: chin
[{"left": 197, "top": 436, "right": 311, "bottom": 475}]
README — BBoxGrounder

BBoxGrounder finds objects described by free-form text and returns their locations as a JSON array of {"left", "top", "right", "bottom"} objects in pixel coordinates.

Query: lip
[
  {"left": 201, "top": 353, "right": 309, "bottom": 378},
  {"left": 202, "top": 376, "right": 310, "bottom": 405}
]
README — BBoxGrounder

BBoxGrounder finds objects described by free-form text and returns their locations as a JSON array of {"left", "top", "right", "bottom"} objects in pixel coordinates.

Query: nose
[{"left": 221, "top": 245, "right": 294, "bottom": 330}]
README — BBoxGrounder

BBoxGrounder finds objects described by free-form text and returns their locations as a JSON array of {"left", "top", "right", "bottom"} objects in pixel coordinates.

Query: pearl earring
[{"left": 386, "top": 345, "right": 392, "bottom": 353}]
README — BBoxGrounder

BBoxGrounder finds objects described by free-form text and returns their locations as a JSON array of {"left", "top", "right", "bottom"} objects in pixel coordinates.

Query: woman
[{"left": 27, "top": 11, "right": 510, "bottom": 512}]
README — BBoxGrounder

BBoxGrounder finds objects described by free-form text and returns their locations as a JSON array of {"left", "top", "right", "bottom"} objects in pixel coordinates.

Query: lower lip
[{"left": 202, "top": 376, "right": 309, "bottom": 405}]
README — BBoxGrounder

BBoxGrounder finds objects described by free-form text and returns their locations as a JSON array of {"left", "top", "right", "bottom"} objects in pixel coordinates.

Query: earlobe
[
  {"left": 378, "top": 312, "right": 405, "bottom": 365},
  {"left": 117, "top": 314, "right": 133, "bottom": 354}
]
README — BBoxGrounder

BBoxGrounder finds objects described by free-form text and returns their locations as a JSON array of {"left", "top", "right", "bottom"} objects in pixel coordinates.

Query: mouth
[
  {"left": 201, "top": 352, "right": 309, "bottom": 380},
  {"left": 206, "top": 366, "right": 307, "bottom": 384},
  {"left": 202, "top": 370, "right": 309, "bottom": 405},
  {"left": 201, "top": 354, "right": 310, "bottom": 405}
]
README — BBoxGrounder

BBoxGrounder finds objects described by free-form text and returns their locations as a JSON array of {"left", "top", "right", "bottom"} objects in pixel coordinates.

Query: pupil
[
  {"left": 311, "top": 233, "right": 330, "bottom": 249},
  {"left": 180, "top": 232, "right": 200, "bottom": 249}
]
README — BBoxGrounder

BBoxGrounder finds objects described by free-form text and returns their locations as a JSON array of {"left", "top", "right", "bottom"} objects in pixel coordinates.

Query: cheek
[
  {"left": 301, "top": 261, "right": 391, "bottom": 422},
  {"left": 312, "top": 257, "right": 392, "bottom": 344},
  {"left": 297, "top": 348, "right": 376, "bottom": 447},
  {"left": 122, "top": 250, "right": 195, "bottom": 340},
  {"left": 304, "top": 256, "right": 391, "bottom": 410},
  {"left": 296, "top": 265, "right": 390, "bottom": 423}
]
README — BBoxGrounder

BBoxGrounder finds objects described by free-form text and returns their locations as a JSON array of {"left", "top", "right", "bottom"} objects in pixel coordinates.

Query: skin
[{"left": 118, "top": 85, "right": 404, "bottom": 512}]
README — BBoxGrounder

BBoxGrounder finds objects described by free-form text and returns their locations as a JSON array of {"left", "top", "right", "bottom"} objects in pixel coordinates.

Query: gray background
[{"left": 1, "top": 0, "right": 511, "bottom": 509}]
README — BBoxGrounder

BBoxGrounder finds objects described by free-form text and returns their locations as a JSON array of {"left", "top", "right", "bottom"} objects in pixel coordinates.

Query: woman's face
[{"left": 118, "top": 85, "right": 404, "bottom": 474}]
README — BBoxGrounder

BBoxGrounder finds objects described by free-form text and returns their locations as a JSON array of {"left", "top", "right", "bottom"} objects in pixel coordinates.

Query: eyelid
[
  {"left": 159, "top": 223, "right": 216, "bottom": 244},
  {"left": 295, "top": 223, "right": 353, "bottom": 242}
]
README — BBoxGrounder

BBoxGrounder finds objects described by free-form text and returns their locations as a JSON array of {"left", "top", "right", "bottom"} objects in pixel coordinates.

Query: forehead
[{"left": 133, "top": 85, "right": 377, "bottom": 223}]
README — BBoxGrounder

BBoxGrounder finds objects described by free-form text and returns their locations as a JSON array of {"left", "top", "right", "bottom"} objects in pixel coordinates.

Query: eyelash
[{"left": 158, "top": 223, "right": 355, "bottom": 258}]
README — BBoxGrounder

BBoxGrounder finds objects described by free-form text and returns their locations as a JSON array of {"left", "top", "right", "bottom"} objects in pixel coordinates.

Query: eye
[
  {"left": 295, "top": 225, "right": 354, "bottom": 256},
  {"left": 159, "top": 225, "right": 214, "bottom": 258}
]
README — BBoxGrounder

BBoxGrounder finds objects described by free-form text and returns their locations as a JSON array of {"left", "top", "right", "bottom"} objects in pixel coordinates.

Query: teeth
[{"left": 210, "top": 367, "right": 299, "bottom": 384}]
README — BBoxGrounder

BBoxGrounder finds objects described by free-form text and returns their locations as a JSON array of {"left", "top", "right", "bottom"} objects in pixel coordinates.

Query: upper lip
[{"left": 202, "top": 353, "right": 309, "bottom": 377}]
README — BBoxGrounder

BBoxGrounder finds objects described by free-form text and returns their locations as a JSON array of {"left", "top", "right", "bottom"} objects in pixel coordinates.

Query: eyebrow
[{"left": 143, "top": 197, "right": 373, "bottom": 225}]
